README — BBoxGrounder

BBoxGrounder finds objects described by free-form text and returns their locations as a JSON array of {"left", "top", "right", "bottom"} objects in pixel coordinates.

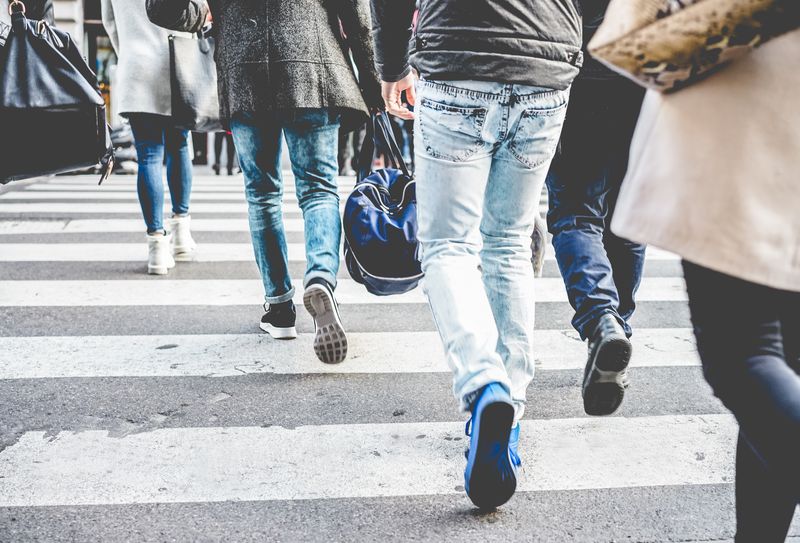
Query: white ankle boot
[
  {"left": 170, "top": 214, "right": 197, "bottom": 261},
  {"left": 147, "top": 232, "right": 176, "bottom": 275}
]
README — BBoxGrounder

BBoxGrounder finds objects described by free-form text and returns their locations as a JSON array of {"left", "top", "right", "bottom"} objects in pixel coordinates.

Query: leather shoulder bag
[
  {"left": 0, "top": 0, "right": 113, "bottom": 184},
  {"left": 169, "top": 26, "right": 222, "bottom": 132}
]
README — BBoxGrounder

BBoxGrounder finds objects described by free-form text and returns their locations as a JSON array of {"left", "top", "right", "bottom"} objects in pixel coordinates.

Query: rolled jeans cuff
[{"left": 265, "top": 286, "right": 295, "bottom": 305}]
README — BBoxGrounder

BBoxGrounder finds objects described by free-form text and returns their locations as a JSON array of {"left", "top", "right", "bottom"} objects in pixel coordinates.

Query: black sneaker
[
  {"left": 259, "top": 301, "right": 298, "bottom": 340},
  {"left": 303, "top": 279, "right": 348, "bottom": 364},
  {"left": 582, "top": 313, "right": 632, "bottom": 416}
]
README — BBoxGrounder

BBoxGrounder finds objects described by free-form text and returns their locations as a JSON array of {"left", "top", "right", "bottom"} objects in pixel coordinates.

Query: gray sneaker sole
[
  {"left": 303, "top": 285, "right": 348, "bottom": 364},
  {"left": 582, "top": 336, "right": 632, "bottom": 416}
]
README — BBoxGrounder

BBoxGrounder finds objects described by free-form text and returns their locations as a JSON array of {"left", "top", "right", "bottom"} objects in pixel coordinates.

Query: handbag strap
[
  {"left": 357, "top": 113, "right": 412, "bottom": 182},
  {"left": 8, "top": 0, "right": 25, "bottom": 15}
]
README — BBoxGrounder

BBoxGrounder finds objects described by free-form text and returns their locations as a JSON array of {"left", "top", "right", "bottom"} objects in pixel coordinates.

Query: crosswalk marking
[
  {"left": 0, "top": 202, "right": 317, "bottom": 214},
  {"left": 2, "top": 173, "right": 761, "bottom": 540},
  {"left": 0, "top": 415, "right": 736, "bottom": 507},
  {"left": 0, "top": 242, "right": 681, "bottom": 262},
  {"left": 0, "top": 218, "right": 299, "bottom": 234},
  {"left": 0, "top": 328, "right": 699, "bottom": 379},
  {"left": 4, "top": 190, "right": 357, "bottom": 201},
  {"left": 0, "top": 277, "right": 689, "bottom": 306},
  {"left": 0, "top": 201, "right": 550, "bottom": 216}
]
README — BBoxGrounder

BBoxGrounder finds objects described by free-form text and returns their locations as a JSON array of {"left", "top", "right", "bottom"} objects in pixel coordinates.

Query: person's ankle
[
  {"left": 307, "top": 277, "right": 333, "bottom": 291},
  {"left": 269, "top": 299, "right": 294, "bottom": 311}
]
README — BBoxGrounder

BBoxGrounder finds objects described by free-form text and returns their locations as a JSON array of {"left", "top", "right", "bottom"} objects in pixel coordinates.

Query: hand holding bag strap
[{"left": 357, "top": 113, "right": 411, "bottom": 182}]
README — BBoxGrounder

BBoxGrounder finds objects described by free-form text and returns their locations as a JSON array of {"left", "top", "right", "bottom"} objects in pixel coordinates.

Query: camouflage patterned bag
[{"left": 587, "top": 0, "right": 800, "bottom": 92}]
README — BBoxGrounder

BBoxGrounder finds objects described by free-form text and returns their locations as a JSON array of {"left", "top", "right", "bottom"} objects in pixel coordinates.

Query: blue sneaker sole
[{"left": 465, "top": 400, "right": 516, "bottom": 509}]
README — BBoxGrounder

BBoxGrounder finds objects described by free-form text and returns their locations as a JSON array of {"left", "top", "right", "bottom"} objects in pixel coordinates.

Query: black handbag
[
  {"left": 0, "top": 1, "right": 113, "bottom": 184},
  {"left": 169, "top": 27, "right": 222, "bottom": 132}
]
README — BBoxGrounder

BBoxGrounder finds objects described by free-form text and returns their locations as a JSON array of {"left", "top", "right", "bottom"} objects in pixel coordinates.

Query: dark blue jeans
[
  {"left": 545, "top": 77, "right": 646, "bottom": 340},
  {"left": 683, "top": 262, "right": 800, "bottom": 542},
  {"left": 128, "top": 114, "right": 193, "bottom": 234},
  {"left": 230, "top": 109, "right": 341, "bottom": 304}
]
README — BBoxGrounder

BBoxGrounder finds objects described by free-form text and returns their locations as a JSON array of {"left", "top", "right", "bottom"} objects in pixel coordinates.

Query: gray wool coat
[{"left": 145, "top": 0, "right": 382, "bottom": 129}]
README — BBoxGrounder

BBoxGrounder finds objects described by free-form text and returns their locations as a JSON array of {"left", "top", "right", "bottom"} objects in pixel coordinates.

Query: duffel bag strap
[{"left": 357, "top": 113, "right": 412, "bottom": 182}]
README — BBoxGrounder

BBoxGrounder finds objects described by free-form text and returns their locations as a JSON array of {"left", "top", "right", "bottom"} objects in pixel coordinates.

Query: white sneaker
[
  {"left": 147, "top": 232, "right": 176, "bottom": 275},
  {"left": 170, "top": 214, "right": 197, "bottom": 261}
]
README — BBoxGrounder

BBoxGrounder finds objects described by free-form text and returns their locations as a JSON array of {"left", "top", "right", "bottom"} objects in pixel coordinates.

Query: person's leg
[
  {"left": 225, "top": 132, "right": 236, "bottom": 175},
  {"left": 164, "top": 126, "right": 193, "bottom": 218},
  {"left": 601, "top": 81, "right": 646, "bottom": 325},
  {"left": 128, "top": 114, "right": 175, "bottom": 275},
  {"left": 415, "top": 79, "right": 515, "bottom": 509},
  {"left": 484, "top": 84, "right": 569, "bottom": 422},
  {"left": 213, "top": 132, "right": 224, "bottom": 174},
  {"left": 414, "top": 81, "right": 507, "bottom": 410},
  {"left": 683, "top": 261, "right": 800, "bottom": 540},
  {"left": 544, "top": 79, "right": 644, "bottom": 416},
  {"left": 229, "top": 113, "right": 293, "bottom": 305},
  {"left": 734, "top": 431, "right": 797, "bottom": 542},
  {"left": 128, "top": 114, "right": 166, "bottom": 234},
  {"left": 283, "top": 108, "right": 346, "bottom": 363},
  {"left": 164, "top": 126, "right": 196, "bottom": 259},
  {"left": 545, "top": 79, "right": 641, "bottom": 339},
  {"left": 282, "top": 109, "right": 342, "bottom": 291}
]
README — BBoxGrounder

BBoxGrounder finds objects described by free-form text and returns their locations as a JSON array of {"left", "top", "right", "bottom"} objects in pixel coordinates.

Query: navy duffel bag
[{"left": 343, "top": 114, "right": 422, "bottom": 296}]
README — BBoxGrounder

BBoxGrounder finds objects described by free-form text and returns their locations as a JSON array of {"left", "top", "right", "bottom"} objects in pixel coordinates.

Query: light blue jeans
[
  {"left": 414, "top": 80, "right": 569, "bottom": 421},
  {"left": 128, "top": 114, "right": 193, "bottom": 234},
  {"left": 230, "top": 109, "right": 342, "bottom": 304}
]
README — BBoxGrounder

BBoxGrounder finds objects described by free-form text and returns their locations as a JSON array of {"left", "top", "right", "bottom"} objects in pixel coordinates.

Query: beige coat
[{"left": 611, "top": 29, "right": 800, "bottom": 292}]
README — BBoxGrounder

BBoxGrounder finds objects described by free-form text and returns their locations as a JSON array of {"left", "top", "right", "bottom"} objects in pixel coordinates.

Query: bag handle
[
  {"left": 357, "top": 113, "right": 412, "bottom": 182},
  {"left": 8, "top": 0, "right": 25, "bottom": 15}
]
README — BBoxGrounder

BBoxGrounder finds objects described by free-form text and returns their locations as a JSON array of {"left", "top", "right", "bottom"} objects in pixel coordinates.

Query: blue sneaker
[
  {"left": 509, "top": 423, "right": 521, "bottom": 468},
  {"left": 463, "top": 383, "right": 517, "bottom": 509}
]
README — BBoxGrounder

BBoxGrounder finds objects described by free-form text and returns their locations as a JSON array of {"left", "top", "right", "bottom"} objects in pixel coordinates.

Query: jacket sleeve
[
  {"left": 369, "top": 0, "right": 415, "bottom": 82},
  {"left": 332, "top": 0, "right": 383, "bottom": 110},
  {"left": 100, "top": 0, "right": 119, "bottom": 54},
  {"left": 145, "top": 0, "right": 208, "bottom": 33}
]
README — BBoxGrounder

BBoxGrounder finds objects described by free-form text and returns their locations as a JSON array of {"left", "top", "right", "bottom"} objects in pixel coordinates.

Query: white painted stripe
[
  {"left": 0, "top": 329, "right": 698, "bottom": 379},
  {"left": 9, "top": 190, "right": 356, "bottom": 200},
  {"left": 0, "top": 202, "right": 317, "bottom": 214},
  {"left": 6, "top": 192, "right": 253, "bottom": 201},
  {"left": 0, "top": 278, "right": 688, "bottom": 306},
  {"left": 0, "top": 242, "right": 681, "bottom": 263},
  {"left": 24, "top": 184, "right": 246, "bottom": 193},
  {"left": 0, "top": 219, "right": 304, "bottom": 234},
  {"left": 0, "top": 415, "right": 736, "bottom": 506}
]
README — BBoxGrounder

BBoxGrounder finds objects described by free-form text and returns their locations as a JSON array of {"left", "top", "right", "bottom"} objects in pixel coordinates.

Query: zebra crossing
[{"left": 0, "top": 173, "right": 796, "bottom": 542}]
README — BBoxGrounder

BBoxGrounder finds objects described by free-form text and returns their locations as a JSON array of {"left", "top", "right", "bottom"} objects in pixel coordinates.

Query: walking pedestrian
[
  {"left": 372, "top": 0, "right": 582, "bottom": 508},
  {"left": 611, "top": 29, "right": 800, "bottom": 542},
  {"left": 102, "top": 0, "right": 198, "bottom": 275},
  {"left": 544, "top": 1, "right": 646, "bottom": 416},
  {"left": 146, "top": 0, "right": 382, "bottom": 363}
]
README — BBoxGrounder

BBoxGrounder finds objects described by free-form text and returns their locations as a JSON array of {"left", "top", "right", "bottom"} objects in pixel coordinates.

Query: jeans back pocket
[
  {"left": 418, "top": 98, "right": 488, "bottom": 162},
  {"left": 508, "top": 102, "right": 568, "bottom": 170}
]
